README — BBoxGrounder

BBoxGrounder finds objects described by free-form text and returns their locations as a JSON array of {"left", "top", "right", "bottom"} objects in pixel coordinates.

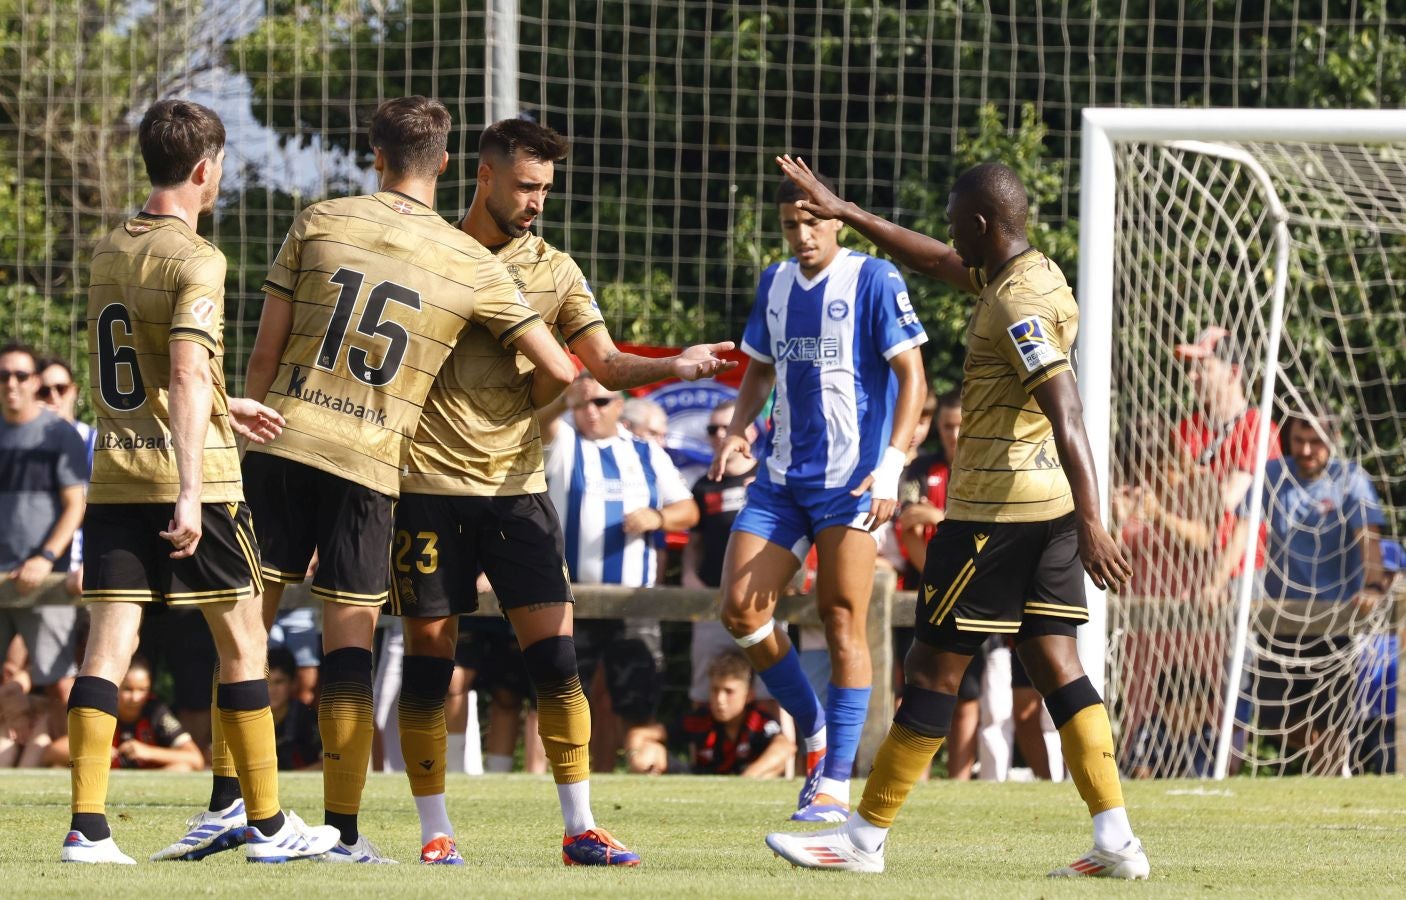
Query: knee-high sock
[
  {"left": 856, "top": 687, "right": 956, "bottom": 829},
  {"left": 320, "top": 646, "right": 374, "bottom": 844},
  {"left": 536, "top": 674, "right": 591, "bottom": 785},
  {"left": 68, "top": 676, "right": 119, "bottom": 840},
  {"left": 217, "top": 679, "right": 282, "bottom": 833},
  {"left": 399, "top": 655, "right": 454, "bottom": 798},
  {"left": 207, "top": 663, "right": 241, "bottom": 812},
  {"left": 821, "top": 684, "right": 871, "bottom": 783},
  {"left": 1046, "top": 677, "right": 1125, "bottom": 816},
  {"left": 523, "top": 637, "right": 594, "bottom": 835},
  {"left": 756, "top": 647, "right": 825, "bottom": 743}
]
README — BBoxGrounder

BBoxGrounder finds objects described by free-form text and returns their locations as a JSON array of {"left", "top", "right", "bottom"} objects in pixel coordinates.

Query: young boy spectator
[
  {"left": 268, "top": 646, "right": 321, "bottom": 771},
  {"left": 631, "top": 650, "right": 795, "bottom": 777},
  {"left": 113, "top": 656, "right": 205, "bottom": 770}
]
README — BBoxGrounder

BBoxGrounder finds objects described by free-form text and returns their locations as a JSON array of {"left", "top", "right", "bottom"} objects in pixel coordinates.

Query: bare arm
[
  {"left": 536, "top": 391, "right": 570, "bottom": 446},
  {"left": 623, "top": 498, "right": 700, "bottom": 535},
  {"left": 243, "top": 293, "right": 294, "bottom": 405},
  {"left": 1029, "top": 371, "right": 1132, "bottom": 591},
  {"left": 162, "top": 340, "right": 214, "bottom": 559},
  {"left": 852, "top": 346, "right": 926, "bottom": 530},
  {"left": 681, "top": 532, "right": 706, "bottom": 590},
  {"left": 509, "top": 325, "right": 578, "bottom": 409},
  {"left": 708, "top": 358, "right": 776, "bottom": 481},
  {"left": 1212, "top": 518, "right": 1250, "bottom": 597},
  {"left": 776, "top": 155, "right": 972, "bottom": 292},
  {"left": 740, "top": 727, "right": 796, "bottom": 779},
  {"left": 572, "top": 328, "right": 737, "bottom": 392},
  {"left": 1355, "top": 524, "right": 1389, "bottom": 613},
  {"left": 119, "top": 735, "right": 206, "bottom": 770},
  {"left": 10, "top": 484, "right": 86, "bottom": 595}
]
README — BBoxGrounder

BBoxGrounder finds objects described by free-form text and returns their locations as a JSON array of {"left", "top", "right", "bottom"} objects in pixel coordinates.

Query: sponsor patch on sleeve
[{"left": 1007, "top": 316, "right": 1062, "bottom": 372}]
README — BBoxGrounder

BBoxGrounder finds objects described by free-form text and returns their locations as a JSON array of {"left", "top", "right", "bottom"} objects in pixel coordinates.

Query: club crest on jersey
[
  {"left": 826, "top": 299, "right": 849, "bottom": 321},
  {"left": 190, "top": 297, "right": 218, "bottom": 329},
  {"left": 391, "top": 199, "right": 415, "bottom": 214},
  {"left": 775, "top": 335, "right": 842, "bottom": 367},
  {"left": 581, "top": 278, "right": 600, "bottom": 310},
  {"left": 1007, "top": 316, "right": 1061, "bottom": 372}
]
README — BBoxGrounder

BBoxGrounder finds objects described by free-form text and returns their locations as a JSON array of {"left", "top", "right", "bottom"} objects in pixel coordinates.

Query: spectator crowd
[{"left": 2, "top": 333, "right": 1398, "bottom": 779}]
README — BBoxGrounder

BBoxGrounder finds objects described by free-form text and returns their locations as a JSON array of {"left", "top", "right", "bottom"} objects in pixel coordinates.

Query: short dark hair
[
  {"left": 124, "top": 653, "right": 153, "bottom": 679},
  {"left": 0, "top": 340, "right": 40, "bottom": 370},
  {"left": 777, "top": 171, "right": 835, "bottom": 207},
  {"left": 369, "top": 96, "right": 452, "bottom": 178},
  {"left": 1280, "top": 410, "right": 1340, "bottom": 456},
  {"left": 706, "top": 649, "right": 754, "bottom": 685},
  {"left": 951, "top": 162, "right": 1029, "bottom": 237},
  {"left": 936, "top": 388, "right": 961, "bottom": 413},
  {"left": 267, "top": 646, "right": 298, "bottom": 682},
  {"left": 36, "top": 355, "right": 73, "bottom": 379},
  {"left": 479, "top": 117, "right": 570, "bottom": 164},
  {"left": 139, "top": 99, "right": 226, "bottom": 188}
]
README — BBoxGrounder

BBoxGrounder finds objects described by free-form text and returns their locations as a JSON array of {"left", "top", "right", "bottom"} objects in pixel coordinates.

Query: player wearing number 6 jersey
[
  {"left": 71, "top": 99, "right": 337, "bottom": 865},
  {"left": 205, "top": 97, "right": 575, "bottom": 865}
]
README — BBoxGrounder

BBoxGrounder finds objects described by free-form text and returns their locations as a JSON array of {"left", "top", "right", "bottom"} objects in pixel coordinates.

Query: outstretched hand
[
  {"left": 672, "top": 341, "right": 739, "bottom": 382},
  {"left": 228, "top": 397, "right": 285, "bottom": 444},
  {"left": 775, "top": 155, "right": 849, "bottom": 220}
]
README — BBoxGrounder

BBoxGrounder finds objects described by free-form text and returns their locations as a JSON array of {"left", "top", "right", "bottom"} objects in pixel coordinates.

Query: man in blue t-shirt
[
  {"left": 0, "top": 342, "right": 89, "bottom": 745},
  {"left": 1236, "top": 412, "right": 1391, "bottom": 775},
  {"left": 710, "top": 173, "right": 927, "bottom": 822}
]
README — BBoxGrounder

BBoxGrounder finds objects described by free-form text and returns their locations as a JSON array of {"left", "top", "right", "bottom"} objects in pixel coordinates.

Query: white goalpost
[{"left": 1078, "top": 109, "right": 1406, "bottom": 779}]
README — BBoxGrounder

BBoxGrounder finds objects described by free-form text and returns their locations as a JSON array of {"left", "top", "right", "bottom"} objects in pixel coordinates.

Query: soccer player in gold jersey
[
  {"left": 388, "top": 117, "right": 736, "bottom": 866},
  {"left": 230, "top": 98, "right": 576, "bottom": 864},
  {"left": 763, "top": 156, "right": 1148, "bottom": 878},
  {"left": 65, "top": 99, "right": 338, "bottom": 864}
]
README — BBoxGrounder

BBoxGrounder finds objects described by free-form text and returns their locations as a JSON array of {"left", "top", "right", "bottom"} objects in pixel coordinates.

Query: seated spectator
[
  {"left": 630, "top": 650, "right": 794, "bottom": 776},
  {"left": 1124, "top": 670, "right": 1217, "bottom": 779},
  {"left": 0, "top": 674, "right": 50, "bottom": 767},
  {"left": 269, "top": 646, "right": 321, "bottom": 771},
  {"left": 46, "top": 655, "right": 205, "bottom": 770}
]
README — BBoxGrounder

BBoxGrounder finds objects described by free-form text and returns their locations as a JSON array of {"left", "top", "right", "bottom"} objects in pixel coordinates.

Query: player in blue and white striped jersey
[{"left": 713, "top": 173, "right": 928, "bottom": 823}]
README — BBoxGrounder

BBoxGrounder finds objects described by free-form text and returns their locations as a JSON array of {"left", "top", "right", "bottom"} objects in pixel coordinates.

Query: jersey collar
[{"left": 792, "top": 247, "right": 851, "bottom": 292}]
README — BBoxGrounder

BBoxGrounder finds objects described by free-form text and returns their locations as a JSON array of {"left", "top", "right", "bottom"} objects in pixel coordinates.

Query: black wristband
[{"left": 35, "top": 548, "right": 57, "bottom": 563}]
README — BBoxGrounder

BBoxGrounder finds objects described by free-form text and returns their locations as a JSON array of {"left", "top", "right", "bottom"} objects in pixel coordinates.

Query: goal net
[{"left": 1083, "top": 112, "right": 1405, "bottom": 778}]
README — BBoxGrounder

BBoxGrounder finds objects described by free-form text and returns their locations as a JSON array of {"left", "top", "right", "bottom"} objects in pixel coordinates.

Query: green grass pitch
[{"left": 2, "top": 771, "right": 1402, "bottom": 897}]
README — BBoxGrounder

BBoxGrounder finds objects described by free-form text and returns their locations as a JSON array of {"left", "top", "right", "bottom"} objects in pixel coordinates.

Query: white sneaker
[
  {"left": 244, "top": 811, "right": 341, "bottom": 863},
  {"left": 1048, "top": 841, "right": 1150, "bottom": 879},
  {"left": 60, "top": 831, "right": 136, "bottom": 865},
  {"left": 765, "top": 825, "right": 884, "bottom": 874},
  {"left": 320, "top": 833, "right": 399, "bottom": 864},
  {"left": 150, "top": 800, "right": 248, "bottom": 861}
]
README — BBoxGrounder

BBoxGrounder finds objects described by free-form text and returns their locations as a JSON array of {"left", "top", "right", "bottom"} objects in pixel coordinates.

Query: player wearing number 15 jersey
[
  {"left": 72, "top": 99, "right": 336, "bottom": 866},
  {"left": 232, "top": 97, "right": 576, "bottom": 864}
]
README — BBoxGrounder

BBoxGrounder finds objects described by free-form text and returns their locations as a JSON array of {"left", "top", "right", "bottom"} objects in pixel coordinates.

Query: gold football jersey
[
  {"left": 249, "top": 192, "right": 542, "bottom": 497},
  {"left": 402, "top": 231, "right": 606, "bottom": 496},
  {"left": 86, "top": 213, "right": 242, "bottom": 505},
  {"left": 946, "top": 249, "right": 1077, "bottom": 523}
]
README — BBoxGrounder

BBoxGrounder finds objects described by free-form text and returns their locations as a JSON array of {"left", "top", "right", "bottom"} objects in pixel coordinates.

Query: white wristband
[{"left": 869, "top": 446, "right": 907, "bottom": 501}]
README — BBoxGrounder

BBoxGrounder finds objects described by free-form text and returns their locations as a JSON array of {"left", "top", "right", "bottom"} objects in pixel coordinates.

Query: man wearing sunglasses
[{"left": 0, "top": 341, "right": 89, "bottom": 757}]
